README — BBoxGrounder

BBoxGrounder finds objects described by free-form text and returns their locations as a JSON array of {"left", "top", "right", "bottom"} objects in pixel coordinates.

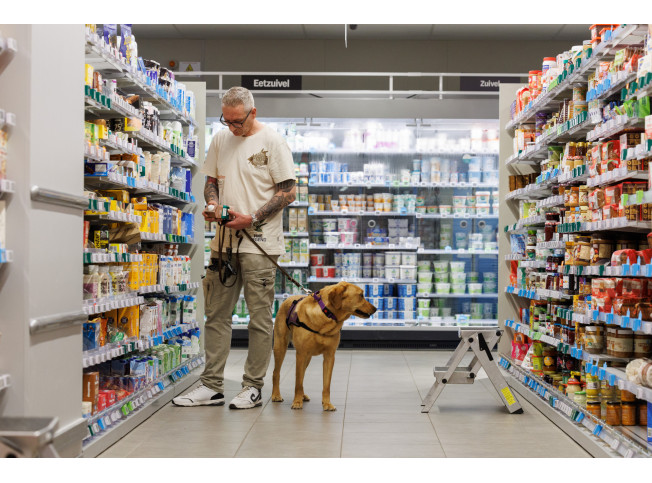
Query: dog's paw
[
  {"left": 303, "top": 394, "right": 310, "bottom": 401},
  {"left": 271, "top": 395, "right": 284, "bottom": 402},
  {"left": 322, "top": 403, "right": 337, "bottom": 411},
  {"left": 291, "top": 400, "right": 304, "bottom": 410}
]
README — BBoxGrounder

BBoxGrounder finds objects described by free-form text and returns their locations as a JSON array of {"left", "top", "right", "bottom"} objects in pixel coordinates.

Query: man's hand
[
  {"left": 202, "top": 202, "right": 220, "bottom": 221},
  {"left": 225, "top": 209, "right": 253, "bottom": 230}
]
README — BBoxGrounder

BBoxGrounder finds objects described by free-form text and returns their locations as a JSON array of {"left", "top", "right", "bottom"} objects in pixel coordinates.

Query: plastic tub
[
  {"left": 400, "top": 265, "right": 417, "bottom": 280},
  {"left": 450, "top": 261, "right": 465, "bottom": 273},
  {"left": 468, "top": 271, "right": 479, "bottom": 283},
  {"left": 323, "top": 233, "right": 339, "bottom": 244},
  {"left": 401, "top": 252, "right": 417, "bottom": 265},
  {"left": 453, "top": 196, "right": 467, "bottom": 207},
  {"left": 483, "top": 282, "right": 498, "bottom": 293},
  {"left": 397, "top": 284, "right": 417, "bottom": 297},
  {"left": 483, "top": 272, "right": 497, "bottom": 282},
  {"left": 417, "top": 283, "right": 433, "bottom": 294},
  {"left": 385, "top": 252, "right": 402, "bottom": 266},
  {"left": 418, "top": 271, "right": 433, "bottom": 283},
  {"left": 323, "top": 266, "right": 336, "bottom": 278},
  {"left": 433, "top": 261, "right": 449, "bottom": 273},
  {"left": 322, "top": 219, "right": 338, "bottom": 232},
  {"left": 484, "top": 242, "right": 498, "bottom": 251},
  {"left": 417, "top": 260, "right": 432, "bottom": 272},
  {"left": 468, "top": 171, "right": 482, "bottom": 183},
  {"left": 385, "top": 266, "right": 401, "bottom": 279},
  {"left": 434, "top": 272, "right": 449, "bottom": 283},
  {"left": 476, "top": 191, "right": 491, "bottom": 204},
  {"left": 451, "top": 283, "right": 466, "bottom": 294},
  {"left": 453, "top": 206, "right": 467, "bottom": 216},
  {"left": 466, "top": 195, "right": 476, "bottom": 207},
  {"left": 468, "top": 283, "right": 483, "bottom": 294},
  {"left": 468, "top": 157, "right": 482, "bottom": 171},
  {"left": 439, "top": 205, "right": 452, "bottom": 215},
  {"left": 417, "top": 299, "right": 431, "bottom": 309},
  {"left": 450, "top": 272, "right": 466, "bottom": 283},
  {"left": 441, "top": 307, "right": 452, "bottom": 318},
  {"left": 418, "top": 307, "right": 431, "bottom": 318},
  {"left": 476, "top": 204, "right": 490, "bottom": 216},
  {"left": 435, "top": 283, "right": 451, "bottom": 294}
]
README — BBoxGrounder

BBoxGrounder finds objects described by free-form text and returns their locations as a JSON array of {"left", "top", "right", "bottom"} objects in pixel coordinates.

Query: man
[{"left": 173, "top": 87, "right": 296, "bottom": 409}]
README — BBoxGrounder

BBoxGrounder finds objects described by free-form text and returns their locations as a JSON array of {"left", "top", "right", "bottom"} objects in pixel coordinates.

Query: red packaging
[
  {"left": 592, "top": 209, "right": 603, "bottom": 222},
  {"left": 601, "top": 140, "right": 620, "bottom": 161},
  {"left": 604, "top": 185, "right": 621, "bottom": 205},
  {"left": 638, "top": 249, "right": 652, "bottom": 265},
  {"left": 602, "top": 204, "right": 619, "bottom": 220},
  {"left": 612, "top": 249, "right": 639, "bottom": 266},
  {"left": 83, "top": 221, "right": 90, "bottom": 248},
  {"left": 97, "top": 391, "right": 107, "bottom": 413},
  {"left": 99, "top": 389, "right": 116, "bottom": 408}
]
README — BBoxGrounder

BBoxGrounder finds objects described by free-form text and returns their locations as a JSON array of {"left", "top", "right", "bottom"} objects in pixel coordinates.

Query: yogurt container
[
  {"left": 323, "top": 233, "right": 339, "bottom": 244},
  {"left": 450, "top": 272, "right": 466, "bottom": 283},
  {"left": 433, "top": 261, "right": 449, "bottom": 273},
  {"left": 435, "top": 282, "right": 451, "bottom": 294},
  {"left": 310, "top": 254, "right": 325, "bottom": 266},
  {"left": 340, "top": 232, "right": 358, "bottom": 244},
  {"left": 385, "top": 297, "right": 397, "bottom": 310},
  {"left": 418, "top": 271, "right": 433, "bottom": 283},
  {"left": 483, "top": 282, "right": 498, "bottom": 293},
  {"left": 322, "top": 219, "right": 338, "bottom": 232},
  {"left": 397, "top": 284, "right": 417, "bottom": 297},
  {"left": 417, "top": 299, "right": 431, "bottom": 309},
  {"left": 476, "top": 191, "right": 491, "bottom": 204},
  {"left": 373, "top": 266, "right": 385, "bottom": 278},
  {"left": 476, "top": 204, "right": 491, "bottom": 216},
  {"left": 468, "top": 171, "right": 482, "bottom": 183},
  {"left": 417, "top": 260, "right": 432, "bottom": 272},
  {"left": 468, "top": 283, "right": 483, "bottom": 294},
  {"left": 434, "top": 272, "right": 449, "bottom": 283},
  {"left": 401, "top": 252, "right": 417, "bottom": 265},
  {"left": 453, "top": 196, "right": 467, "bottom": 207},
  {"left": 439, "top": 205, "right": 452, "bottom": 215},
  {"left": 417, "top": 283, "right": 433, "bottom": 294},
  {"left": 400, "top": 265, "right": 417, "bottom": 280},
  {"left": 453, "top": 206, "right": 467, "bottom": 216},
  {"left": 385, "top": 252, "right": 402, "bottom": 266},
  {"left": 468, "top": 271, "right": 479, "bottom": 283},
  {"left": 385, "top": 266, "right": 401, "bottom": 279},
  {"left": 451, "top": 283, "right": 466, "bottom": 294},
  {"left": 450, "top": 261, "right": 465, "bottom": 272}
]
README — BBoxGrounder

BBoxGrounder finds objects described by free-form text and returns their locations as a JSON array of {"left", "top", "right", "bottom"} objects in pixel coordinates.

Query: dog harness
[{"left": 286, "top": 291, "right": 338, "bottom": 334}]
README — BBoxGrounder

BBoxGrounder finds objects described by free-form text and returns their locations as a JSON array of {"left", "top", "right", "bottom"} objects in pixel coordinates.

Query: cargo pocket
[{"left": 243, "top": 268, "right": 276, "bottom": 311}]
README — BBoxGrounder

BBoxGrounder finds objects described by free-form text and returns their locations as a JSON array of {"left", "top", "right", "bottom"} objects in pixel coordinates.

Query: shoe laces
[
  {"left": 187, "top": 384, "right": 211, "bottom": 397},
  {"left": 237, "top": 386, "right": 256, "bottom": 398}
]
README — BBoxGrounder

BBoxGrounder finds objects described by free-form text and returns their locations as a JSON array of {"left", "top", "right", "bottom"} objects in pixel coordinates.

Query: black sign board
[
  {"left": 241, "top": 75, "right": 302, "bottom": 90},
  {"left": 460, "top": 76, "right": 522, "bottom": 91}
]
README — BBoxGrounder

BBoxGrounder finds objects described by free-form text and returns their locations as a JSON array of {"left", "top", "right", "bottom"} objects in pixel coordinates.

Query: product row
[
  {"left": 510, "top": 330, "right": 650, "bottom": 430},
  {"left": 308, "top": 157, "right": 499, "bottom": 186},
  {"left": 82, "top": 328, "right": 200, "bottom": 418},
  {"left": 83, "top": 294, "right": 198, "bottom": 351},
  {"left": 84, "top": 190, "right": 195, "bottom": 241},
  {"left": 85, "top": 24, "right": 196, "bottom": 123}
]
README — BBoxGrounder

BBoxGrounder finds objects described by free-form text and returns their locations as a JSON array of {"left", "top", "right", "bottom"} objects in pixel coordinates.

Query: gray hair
[{"left": 222, "top": 86, "right": 254, "bottom": 111}]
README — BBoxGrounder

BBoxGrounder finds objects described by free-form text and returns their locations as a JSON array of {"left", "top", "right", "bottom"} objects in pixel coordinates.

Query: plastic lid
[{"left": 543, "top": 57, "right": 556, "bottom": 61}]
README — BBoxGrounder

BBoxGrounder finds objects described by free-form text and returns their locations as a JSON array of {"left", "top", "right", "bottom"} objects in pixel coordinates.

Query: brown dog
[{"left": 271, "top": 281, "right": 376, "bottom": 411}]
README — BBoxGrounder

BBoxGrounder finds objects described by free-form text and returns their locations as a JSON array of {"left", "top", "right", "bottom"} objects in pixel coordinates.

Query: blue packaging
[
  {"left": 369, "top": 297, "right": 384, "bottom": 311},
  {"left": 83, "top": 322, "right": 100, "bottom": 351},
  {"left": 367, "top": 283, "right": 384, "bottom": 297},
  {"left": 398, "top": 284, "right": 417, "bottom": 297},
  {"left": 398, "top": 310, "right": 416, "bottom": 320},
  {"left": 384, "top": 283, "right": 394, "bottom": 296},
  {"left": 387, "top": 311, "right": 398, "bottom": 320},
  {"left": 377, "top": 311, "right": 386, "bottom": 320},
  {"left": 385, "top": 297, "right": 397, "bottom": 310}
]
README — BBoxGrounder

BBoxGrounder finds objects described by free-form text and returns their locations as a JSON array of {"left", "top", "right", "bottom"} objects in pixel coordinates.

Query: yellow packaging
[
  {"left": 85, "top": 64, "right": 94, "bottom": 87},
  {"left": 117, "top": 306, "right": 139, "bottom": 338},
  {"left": 131, "top": 197, "right": 148, "bottom": 211},
  {"left": 123, "top": 117, "right": 142, "bottom": 132},
  {"left": 106, "top": 309, "right": 119, "bottom": 332},
  {"left": 101, "top": 190, "right": 131, "bottom": 204}
]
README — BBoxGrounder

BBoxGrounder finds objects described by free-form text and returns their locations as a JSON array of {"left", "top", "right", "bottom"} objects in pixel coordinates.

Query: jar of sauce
[
  {"left": 621, "top": 402, "right": 636, "bottom": 426},
  {"left": 606, "top": 401, "right": 622, "bottom": 426},
  {"left": 586, "top": 397, "right": 602, "bottom": 419}
]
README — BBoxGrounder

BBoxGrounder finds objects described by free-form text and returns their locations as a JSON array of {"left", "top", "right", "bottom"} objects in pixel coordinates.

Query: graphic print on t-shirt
[{"left": 248, "top": 148, "right": 269, "bottom": 167}]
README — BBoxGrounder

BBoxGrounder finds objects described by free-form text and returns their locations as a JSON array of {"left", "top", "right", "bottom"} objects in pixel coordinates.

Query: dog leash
[{"left": 236, "top": 228, "right": 313, "bottom": 295}]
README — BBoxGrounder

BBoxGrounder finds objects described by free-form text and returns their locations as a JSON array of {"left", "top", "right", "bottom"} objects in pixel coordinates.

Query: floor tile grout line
[
  {"left": 340, "top": 350, "right": 354, "bottom": 457},
  {"left": 401, "top": 350, "right": 448, "bottom": 458}
]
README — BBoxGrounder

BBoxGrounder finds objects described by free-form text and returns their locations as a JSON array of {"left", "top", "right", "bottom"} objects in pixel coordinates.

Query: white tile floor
[{"left": 98, "top": 349, "right": 591, "bottom": 458}]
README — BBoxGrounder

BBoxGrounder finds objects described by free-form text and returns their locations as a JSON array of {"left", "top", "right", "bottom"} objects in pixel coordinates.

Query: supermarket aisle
[{"left": 98, "top": 349, "right": 590, "bottom": 458}]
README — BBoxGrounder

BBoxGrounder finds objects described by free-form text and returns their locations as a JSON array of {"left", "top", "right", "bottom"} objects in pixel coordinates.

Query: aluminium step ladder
[
  {"left": 421, "top": 328, "right": 523, "bottom": 414},
  {"left": 0, "top": 417, "right": 59, "bottom": 457}
]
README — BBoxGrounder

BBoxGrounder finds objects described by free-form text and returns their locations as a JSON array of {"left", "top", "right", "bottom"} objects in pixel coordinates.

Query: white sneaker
[
  {"left": 172, "top": 384, "right": 225, "bottom": 407},
  {"left": 229, "top": 386, "right": 262, "bottom": 409}
]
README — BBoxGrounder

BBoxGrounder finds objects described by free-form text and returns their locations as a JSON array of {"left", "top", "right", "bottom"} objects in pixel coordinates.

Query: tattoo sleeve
[
  {"left": 252, "top": 179, "right": 296, "bottom": 229},
  {"left": 204, "top": 176, "right": 219, "bottom": 204}
]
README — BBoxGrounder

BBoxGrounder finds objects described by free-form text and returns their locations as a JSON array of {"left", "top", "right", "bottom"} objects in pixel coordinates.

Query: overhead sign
[
  {"left": 241, "top": 75, "right": 302, "bottom": 90},
  {"left": 460, "top": 76, "right": 522, "bottom": 91}
]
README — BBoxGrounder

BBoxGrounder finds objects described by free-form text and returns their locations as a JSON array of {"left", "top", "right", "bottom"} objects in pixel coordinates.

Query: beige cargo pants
[{"left": 201, "top": 250, "right": 278, "bottom": 394}]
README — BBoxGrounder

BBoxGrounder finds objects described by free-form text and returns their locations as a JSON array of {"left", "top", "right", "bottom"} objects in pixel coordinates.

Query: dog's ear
[{"left": 329, "top": 283, "right": 346, "bottom": 311}]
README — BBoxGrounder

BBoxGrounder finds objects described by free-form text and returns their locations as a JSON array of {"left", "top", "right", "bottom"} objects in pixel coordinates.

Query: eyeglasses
[{"left": 220, "top": 109, "right": 252, "bottom": 128}]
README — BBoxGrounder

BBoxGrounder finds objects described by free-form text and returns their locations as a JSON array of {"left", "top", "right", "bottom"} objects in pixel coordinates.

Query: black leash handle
[{"left": 236, "top": 229, "right": 313, "bottom": 295}]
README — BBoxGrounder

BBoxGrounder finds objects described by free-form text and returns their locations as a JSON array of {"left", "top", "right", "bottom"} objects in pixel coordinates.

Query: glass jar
[
  {"left": 611, "top": 328, "right": 634, "bottom": 358},
  {"left": 584, "top": 325, "right": 605, "bottom": 354},
  {"left": 639, "top": 402, "right": 648, "bottom": 426},
  {"left": 573, "top": 390, "right": 587, "bottom": 407},
  {"left": 634, "top": 333, "right": 652, "bottom": 358},
  {"left": 620, "top": 390, "right": 636, "bottom": 402},
  {"left": 566, "top": 378, "right": 582, "bottom": 397},
  {"left": 585, "top": 372, "right": 600, "bottom": 397},
  {"left": 606, "top": 401, "right": 622, "bottom": 426},
  {"left": 586, "top": 397, "right": 602, "bottom": 419},
  {"left": 621, "top": 402, "right": 636, "bottom": 426}
]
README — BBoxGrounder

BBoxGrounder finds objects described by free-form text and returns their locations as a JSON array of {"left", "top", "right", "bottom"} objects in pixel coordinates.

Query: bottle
[
  {"left": 109, "top": 265, "right": 123, "bottom": 296},
  {"left": 83, "top": 265, "right": 100, "bottom": 300},
  {"left": 98, "top": 265, "right": 112, "bottom": 299}
]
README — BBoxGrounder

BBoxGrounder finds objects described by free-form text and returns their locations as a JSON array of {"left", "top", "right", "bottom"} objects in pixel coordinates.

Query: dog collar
[
  {"left": 285, "top": 291, "right": 338, "bottom": 334},
  {"left": 311, "top": 291, "right": 338, "bottom": 322}
]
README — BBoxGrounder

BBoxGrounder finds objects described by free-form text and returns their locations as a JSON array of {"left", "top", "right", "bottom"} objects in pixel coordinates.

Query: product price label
[{"left": 501, "top": 387, "right": 517, "bottom": 406}]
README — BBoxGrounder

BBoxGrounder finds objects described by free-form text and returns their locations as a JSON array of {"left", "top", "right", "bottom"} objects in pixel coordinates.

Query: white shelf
[
  {"left": 309, "top": 210, "right": 416, "bottom": 217},
  {"left": 417, "top": 213, "right": 498, "bottom": 220},
  {"left": 416, "top": 293, "right": 498, "bottom": 299},
  {"left": 0, "top": 108, "right": 17, "bottom": 131},
  {"left": 537, "top": 240, "right": 566, "bottom": 249},
  {"left": 0, "top": 35, "right": 18, "bottom": 74},
  {"left": 418, "top": 249, "right": 498, "bottom": 255},
  {"left": 536, "top": 195, "right": 564, "bottom": 209},
  {"left": 232, "top": 321, "right": 498, "bottom": 330},
  {"left": 289, "top": 201, "right": 309, "bottom": 207},
  {"left": 302, "top": 149, "right": 498, "bottom": 156},
  {"left": 310, "top": 243, "right": 418, "bottom": 251},
  {"left": 586, "top": 115, "right": 645, "bottom": 142},
  {"left": 587, "top": 167, "right": 647, "bottom": 188},
  {"left": 278, "top": 262, "right": 309, "bottom": 268},
  {"left": 85, "top": 211, "right": 142, "bottom": 224},
  {"left": 309, "top": 181, "right": 498, "bottom": 189},
  {"left": 283, "top": 231, "right": 309, "bottom": 237},
  {"left": 0, "top": 178, "right": 16, "bottom": 194},
  {"left": 308, "top": 277, "right": 417, "bottom": 284},
  {"left": 82, "top": 322, "right": 200, "bottom": 368},
  {"left": 83, "top": 294, "right": 145, "bottom": 316},
  {"left": 83, "top": 250, "right": 143, "bottom": 264},
  {"left": 0, "top": 374, "right": 11, "bottom": 392},
  {"left": 0, "top": 249, "right": 14, "bottom": 264}
]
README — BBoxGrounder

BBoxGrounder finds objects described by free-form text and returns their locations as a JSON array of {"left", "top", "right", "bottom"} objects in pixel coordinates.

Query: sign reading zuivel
[
  {"left": 241, "top": 75, "right": 302, "bottom": 90},
  {"left": 460, "top": 76, "right": 522, "bottom": 91}
]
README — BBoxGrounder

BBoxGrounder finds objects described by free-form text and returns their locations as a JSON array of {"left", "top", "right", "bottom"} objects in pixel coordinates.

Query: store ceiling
[{"left": 131, "top": 24, "right": 592, "bottom": 42}]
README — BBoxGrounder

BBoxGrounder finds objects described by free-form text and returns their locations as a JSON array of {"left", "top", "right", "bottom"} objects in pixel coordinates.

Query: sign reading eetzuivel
[
  {"left": 241, "top": 75, "right": 302, "bottom": 90},
  {"left": 460, "top": 76, "right": 522, "bottom": 91}
]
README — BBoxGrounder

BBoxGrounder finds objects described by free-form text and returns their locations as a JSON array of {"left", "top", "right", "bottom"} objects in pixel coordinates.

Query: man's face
[{"left": 222, "top": 104, "right": 255, "bottom": 137}]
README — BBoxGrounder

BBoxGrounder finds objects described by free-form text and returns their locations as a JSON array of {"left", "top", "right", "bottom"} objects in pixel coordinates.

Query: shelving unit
[{"left": 498, "top": 24, "right": 652, "bottom": 458}]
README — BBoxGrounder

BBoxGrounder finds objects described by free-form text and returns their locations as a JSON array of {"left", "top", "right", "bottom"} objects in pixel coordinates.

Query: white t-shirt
[{"left": 201, "top": 125, "right": 295, "bottom": 255}]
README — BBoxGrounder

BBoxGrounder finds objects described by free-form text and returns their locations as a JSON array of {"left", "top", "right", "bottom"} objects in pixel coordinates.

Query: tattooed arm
[
  {"left": 225, "top": 179, "right": 296, "bottom": 230},
  {"left": 203, "top": 176, "right": 220, "bottom": 221}
]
